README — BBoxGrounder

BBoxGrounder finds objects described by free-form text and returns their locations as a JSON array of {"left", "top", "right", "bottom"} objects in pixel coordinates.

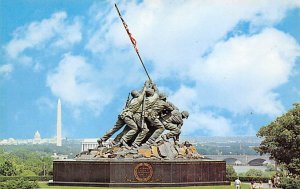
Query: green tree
[
  {"left": 0, "top": 160, "right": 17, "bottom": 176},
  {"left": 226, "top": 165, "right": 237, "bottom": 178},
  {"left": 245, "top": 169, "right": 263, "bottom": 177},
  {"left": 256, "top": 103, "right": 300, "bottom": 176}
]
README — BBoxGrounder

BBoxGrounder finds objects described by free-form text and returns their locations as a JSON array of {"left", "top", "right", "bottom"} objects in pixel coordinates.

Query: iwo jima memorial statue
[{"left": 50, "top": 4, "right": 229, "bottom": 187}]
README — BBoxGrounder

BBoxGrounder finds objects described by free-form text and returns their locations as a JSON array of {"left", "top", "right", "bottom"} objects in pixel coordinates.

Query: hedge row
[
  {"left": 0, "top": 176, "right": 52, "bottom": 182},
  {"left": 228, "top": 176, "right": 271, "bottom": 182}
]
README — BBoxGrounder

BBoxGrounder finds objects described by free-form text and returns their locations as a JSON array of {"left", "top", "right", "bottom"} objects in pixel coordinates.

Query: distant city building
[
  {"left": 0, "top": 138, "right": 17, "bottom": 145},
  {"left": 51, "top": 153, "right": 68, "bottom": 160},
  {"left": 33, "top": 131, "right": 41, "bottom": 144},
  {"left": 0, "top": 135, "right": 262, "bottom": 148},
  {"left": 34, "top": 131, "right": 41, "bottom": 140},
  {"left": 56, "top": 98, "right": 62, "bottom": 147},
  {"left": 180, "top": 135, "right": 262, "bottom": 144},
  {"left": 0, "top": 134, "right": 57, "bottom": 145},
  {"left": 81, "top": 138, "right": 113, "bottom": 151}
]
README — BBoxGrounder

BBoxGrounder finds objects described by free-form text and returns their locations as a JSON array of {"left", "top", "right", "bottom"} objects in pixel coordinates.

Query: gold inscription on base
[{"left": 134, "top": 163, "right": 153, "bottom": 182}]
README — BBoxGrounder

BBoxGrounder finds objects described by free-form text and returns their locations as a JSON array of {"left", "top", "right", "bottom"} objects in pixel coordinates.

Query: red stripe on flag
[{"left": 122, "top": 20, "right": 138, "bottom": 52}]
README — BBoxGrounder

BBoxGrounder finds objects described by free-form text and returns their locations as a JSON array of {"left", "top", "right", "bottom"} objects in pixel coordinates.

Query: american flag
[
  {"left": 115, "top": 3, "right": 152, "bottom": 81},
  {"left": 121, "top": 18, "right": 138, "bottom": 52}
]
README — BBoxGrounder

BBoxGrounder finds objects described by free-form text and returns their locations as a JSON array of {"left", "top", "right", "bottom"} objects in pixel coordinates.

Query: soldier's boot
[
  {"left": 97, "top": 139, "right": 104, "bottom": 148},
  {"left": 112, "top": 141, "right": 121, "bottom": 147},
  {"left": 120, "top": 138, "right": 131, "bottom": 150},
  {"left": 132, "top": 142, "right": 139, "bottom": 149},
  {"left": 145, "top": 138, "right": 155, "bottom": 146},
  {"left": 110, "top": 140, "right": 120, "bottom": 147},
  {"left": 141, "top": 142, "right": 151, "bottom": 149}
]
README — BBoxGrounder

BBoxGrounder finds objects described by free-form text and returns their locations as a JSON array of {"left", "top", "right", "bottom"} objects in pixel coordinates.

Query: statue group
[
  {"left": 97, "top": 80, "right": 189, "bottom": 150},
  {"left": 56, "top": 81, "right": 226, "bottom": 186},
  {"left": 50, "top": 5, "right": 228, "bottom": 187}
]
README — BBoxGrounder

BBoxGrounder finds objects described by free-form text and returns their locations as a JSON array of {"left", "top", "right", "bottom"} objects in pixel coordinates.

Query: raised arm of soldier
[
  {"left": 144, "top": 81, "right": 159, "bottom": 106},
  {"left": 130, "top": 82, "right": 159, "bottom": 147},
  {"left": 125, "top": 80, "right": 150, "bottom": 112},
  {"left": 151, "top": 82, "right": 158, "bottom": 92},
  {"left": 116, "top": 80, "right": 152, "bottom": 148},
  {"left": 97, "top": 80, "right": 150, "bottom": 148},
  {"left": 136, "top": 80, "right": 150, "bottom": 102}
]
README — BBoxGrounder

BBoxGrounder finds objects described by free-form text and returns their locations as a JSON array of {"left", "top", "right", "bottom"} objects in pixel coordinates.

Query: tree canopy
[
  {"left": 226, "top": 165, "right": 237, "bottom": 178},
  {"left": 0, "top": 161, "right": 17, "bottom": 176},
  {"left": 0, "top": 148, "right": 53, "bottom": 177},
  {"left": 256, "top": 103, "right": 300, "bottom": 176}
]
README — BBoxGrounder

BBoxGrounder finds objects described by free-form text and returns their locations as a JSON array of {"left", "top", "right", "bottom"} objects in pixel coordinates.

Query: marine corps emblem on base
[{"left": 134, "top": 163, "right": 153, "bottom": 182}]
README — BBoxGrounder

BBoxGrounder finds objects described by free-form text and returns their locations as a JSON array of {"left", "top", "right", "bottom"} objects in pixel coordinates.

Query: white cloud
[
  {"left": 192, "top": 28, "right": 300, "bottom": 116},
  {"left": 5, "top": 12, "right": 81, "bottom": 61},
  {"left": 168, "top": 86, "right": 198, "bottom": 111},
  {"left": 0, "top": 64, "right": 13, "bottom": 76},
  {"left": 168, "top": 86, "right": 233, "bottom": 136},
  {"left": 183, "top": 111, "right": 233, "bottom": 136},
  {"left": 46, "top": 48, "right": 148, "bottom": 116},
  {"left": 166, "top": 28, "right": 300, "bottom": 135},
  {"left": 4, "top": 0, "right": 299, "bottom": 135},
  {"left": 47, "top": 54, "right": 113, "bottom": 115},
  {"left": 83, "top": 0, "right": 300, "bottom": 135},
  {"left": 86, "top": 0, "right": 300, "bottom": 78}
]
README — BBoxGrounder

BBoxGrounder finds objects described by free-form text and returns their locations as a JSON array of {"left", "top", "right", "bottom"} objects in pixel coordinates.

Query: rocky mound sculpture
[{"left": 77, "top": 141, "right": 203, "bottom": 160}]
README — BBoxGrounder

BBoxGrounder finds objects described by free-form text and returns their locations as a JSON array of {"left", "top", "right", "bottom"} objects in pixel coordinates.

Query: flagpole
[{"left": 114, "top": 3, "right": 152, "bottom": 81}]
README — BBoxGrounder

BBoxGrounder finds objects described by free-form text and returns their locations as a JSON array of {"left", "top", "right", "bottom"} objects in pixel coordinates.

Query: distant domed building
[{"left": 33, "top": 131, "right": 41, "bottom": 144}]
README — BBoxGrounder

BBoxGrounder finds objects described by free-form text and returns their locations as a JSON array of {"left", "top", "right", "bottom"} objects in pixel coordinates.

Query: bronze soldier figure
[
  {"left": 131, "top": 86, "right": 160, "bottom": 147},
  {"left": 160, "top": 110, "right": 189, "bottom": 142},
  {"left": 97, "top": 80, "right": 150, "bottom": 148},
  {"left": 139, "top": 93, "right": 177, "bottom": 146}
]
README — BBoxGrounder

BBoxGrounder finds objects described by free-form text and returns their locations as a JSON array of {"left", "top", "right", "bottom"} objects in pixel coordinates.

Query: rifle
[
  {"left": 140, "top": 94, "right": 146, "bottom": 129},
  {"left": 124, "top": 92, "right": 131, "bottom": 109}
]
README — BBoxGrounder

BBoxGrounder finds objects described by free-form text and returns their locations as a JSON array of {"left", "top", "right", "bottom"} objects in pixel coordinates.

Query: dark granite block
[{"left": 50, "top": 159, "right": 230, "bottom": 187}]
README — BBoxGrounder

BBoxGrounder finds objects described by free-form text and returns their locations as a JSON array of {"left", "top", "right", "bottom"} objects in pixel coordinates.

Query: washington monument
[{"left": 56, "top": 98, "right": 62, "bottom": 146}]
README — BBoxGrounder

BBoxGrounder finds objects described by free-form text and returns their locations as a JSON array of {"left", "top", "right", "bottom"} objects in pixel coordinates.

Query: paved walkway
[{"left": 242, "top": 182, "right": 282, "bottom": 189}]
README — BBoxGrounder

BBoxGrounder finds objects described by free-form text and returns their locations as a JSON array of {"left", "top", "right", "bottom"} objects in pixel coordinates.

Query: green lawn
[{"left": 38, "top": 182, "right": 249, "bottom": 189}]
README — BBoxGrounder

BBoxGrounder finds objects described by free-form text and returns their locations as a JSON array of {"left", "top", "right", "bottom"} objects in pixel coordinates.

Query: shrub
[
  {"left": 0, "top": 176, "right": 52, "bottom": 182},
  {"left": 1, "top": 178, "right": 39, "bottom": 189},
  {"left": 226, "top": 165, "right": 237, "bottom": 178},
  {"left": 245, "top": 169, "right": 264, "bottom": 177},
  {"left": 20, "top": 170, "right": 37, "bottom": 176},
  {"left": 279, "top": 177, "right": 300, "bottom": 189}
]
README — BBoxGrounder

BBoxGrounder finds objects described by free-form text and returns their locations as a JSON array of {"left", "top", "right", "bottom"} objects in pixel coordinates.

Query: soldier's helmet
[
  {"left": 181, "top": 111, "right": 189, "bottom": 119},
  {"left": 145, "top": 88, "right": 154, "bottom": 96},
  {"left": 131, "top": 90, "right": 140, "bottom": 98},
  {"left": 158, "top": 92, "right": 167, "bottom": 100}
]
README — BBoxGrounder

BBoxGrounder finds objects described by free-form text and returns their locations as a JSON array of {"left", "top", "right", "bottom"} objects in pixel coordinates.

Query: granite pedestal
[{"left": 49, "top": 159, "right": 229, "bottom": 187}]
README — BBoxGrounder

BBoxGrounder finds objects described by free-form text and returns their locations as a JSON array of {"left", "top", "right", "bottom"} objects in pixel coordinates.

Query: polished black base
[{"left": 49, "top": 159, "right": 230, "bottom": 187}]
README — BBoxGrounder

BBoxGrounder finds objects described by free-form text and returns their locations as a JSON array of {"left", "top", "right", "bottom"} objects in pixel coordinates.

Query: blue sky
[{"left": 1, "top": 0, "right": 300, "bottom": 139}]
